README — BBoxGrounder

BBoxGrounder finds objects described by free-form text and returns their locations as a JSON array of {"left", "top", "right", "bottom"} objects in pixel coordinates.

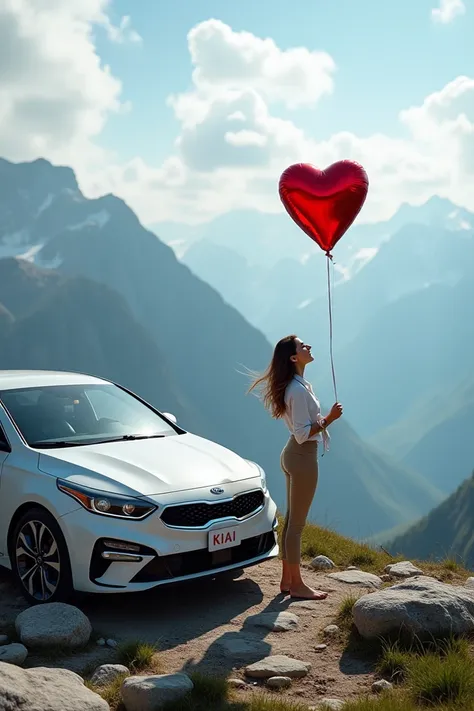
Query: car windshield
[{"left": 0, "top": 383, "right": 178, "bottom": 448}]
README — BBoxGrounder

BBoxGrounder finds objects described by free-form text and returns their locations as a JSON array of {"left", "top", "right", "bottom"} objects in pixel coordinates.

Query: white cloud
[
  {"left": 185, "top": 19, "right": 335, "bottom": 109},
  {"left": 0, "top": 0, "right": 137, "bottom": 169},
  {"left": 95, "top": 21, "right": 472, "bottom": 226},
  {"left": 101, "top": 14, "right": 142, "bottom": 44},
  {"left": 431, "top": 0, "right": 466, "bottom": 23}
]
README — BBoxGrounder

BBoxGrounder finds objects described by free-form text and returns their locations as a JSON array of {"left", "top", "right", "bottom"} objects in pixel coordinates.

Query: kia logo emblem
[{"left": 210, "top": 487, "right": 224, "bottom": 495}]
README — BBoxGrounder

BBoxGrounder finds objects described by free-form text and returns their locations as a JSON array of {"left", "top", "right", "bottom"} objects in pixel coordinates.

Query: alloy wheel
[{"left": 15, "top": 520, "right": 61, "bottom": 602}]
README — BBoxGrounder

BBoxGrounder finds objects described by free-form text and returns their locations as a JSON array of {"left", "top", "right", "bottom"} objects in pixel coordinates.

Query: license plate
[{"left": 208, "top": 526, "right": 241, "bottom": 552}]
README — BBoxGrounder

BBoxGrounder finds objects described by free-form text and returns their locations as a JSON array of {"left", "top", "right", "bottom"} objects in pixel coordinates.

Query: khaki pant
[{"left": 280, "top": 436, "right": 319, "bottom": 564}]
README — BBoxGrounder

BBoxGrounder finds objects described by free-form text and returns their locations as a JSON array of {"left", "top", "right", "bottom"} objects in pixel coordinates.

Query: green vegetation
[
  {"left": 116, "top": 639, "right": 160, "bottom": 672},
  {"left": 336, "top": 594, "right": 361, "bottom": 631}
]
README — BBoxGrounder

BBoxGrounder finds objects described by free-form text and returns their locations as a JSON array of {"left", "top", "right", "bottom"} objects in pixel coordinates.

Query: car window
[
  {"left": 0, "top": 384, "right": 177, "bottom": 447},
  {"left": 0, "top": 424, "right": 9, "bottom": 451}
]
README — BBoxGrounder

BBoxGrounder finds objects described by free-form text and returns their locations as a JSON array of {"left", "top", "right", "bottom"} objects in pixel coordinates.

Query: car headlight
[
  {"left": 246, "top": 460, "right": 267, "bottom": 492},
  {"left": 57, "top": 479, "right": 157, "bottom": 520}
]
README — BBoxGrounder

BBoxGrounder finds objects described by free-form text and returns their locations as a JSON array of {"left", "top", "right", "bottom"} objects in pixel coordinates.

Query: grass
[
  {"left": 295, "top": 519, "right": 473, "bottom": 585},
  {"left": 298, "top": 522, "right": 397, "bottom": 573},
  {"left": 336, "top": 594, "right": 360, "bottom": 631},
  {"left": 407, "top": 642, "right": 474, "bottom": 706},
  {"left": 86, "top": 673, "right": 128, "bottom": 708},
  {"left": 116, "top": 639, "right": 160, "bottom": 672},
  {"left": 376, "top": 641, "right": 413, "bottom": 682}
]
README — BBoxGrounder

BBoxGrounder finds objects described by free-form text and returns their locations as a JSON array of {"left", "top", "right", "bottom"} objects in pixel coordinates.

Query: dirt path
[{"left": 0, "top": 560, "right": 377, "bottom": 707}]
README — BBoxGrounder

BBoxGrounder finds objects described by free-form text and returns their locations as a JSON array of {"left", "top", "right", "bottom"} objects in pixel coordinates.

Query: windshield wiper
[
  {"left": 108, "top": 434, "right": 166, "bottom": 442},
  {"left": 30, "top": 434, "right": 166, "bottom": 449},
  {"left": 30, "top": 441, "right": 87, "bottom": 449}
]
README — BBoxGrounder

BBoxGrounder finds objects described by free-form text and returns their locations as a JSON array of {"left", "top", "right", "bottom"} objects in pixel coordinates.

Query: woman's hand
[{"left": 328, "top": 402, "right": 343, "bottom": 423}]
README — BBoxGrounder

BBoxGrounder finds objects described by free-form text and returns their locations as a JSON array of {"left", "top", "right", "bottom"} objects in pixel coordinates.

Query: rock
[
  {"left": 217, "top": 635, "right": 268, "bottom": 658},
  {"left": 96, "top": 638, "right": 106, "bottom": 646},
  {"left": 0, "top": 661, "right": 109, "bottom": 710},
  {"left": 353, "top": 576, "right": 474, "bottom": 639},
  {"left": 327, "top": 571, "right": 382, "bottom": 588},
  {"left": 347, "top": 566, "right": 359, "bottom": 570},
  {"left": 121, "top": 673, "right": 193, "bottom": 711},
  {"left": 323, "top": 624, "right": 340, "bottom": 637},
  {"left": 15, "top": 603, "right": 91, "bottom": 649},
  {"left": 91, "top": 664, "right": 130, "bottom": 686},
  {"left": 311, "top": 556, "right": 335, "bottom": 570},
  {"left": 246, "top": 611, "right": 299, "bottom": 632},
  {"left": 315, "top": 644, "right": 327, "bottom": 652},
  {"left": 228, "top": 678, "right": 247, "bottom": 689},
  {"left": 372, "top": 679, "right": 394, "bottom": 693},
  {"left": 465, "top": 577, "right": 474, "bottom": 589},
  {"left": 312, "top": 699, "right": 345, "bottom": 710},
  {"left": 266, "top": 676, "right": 292, "bottom": 689},
  {"left": 0, "top": 634, "right": 9, "bottom": 646},
  {"left": 106, "top": 638, "right": 118, "bottom": 648},
  {"left": 245, "top": 655, "right": 311, "bottom": 679},
  {"left": 384, "top": 561, "right": 423, "bottom": 578},
  {"left": 0, "top": 643, "right": 28, "bottom": 666}
]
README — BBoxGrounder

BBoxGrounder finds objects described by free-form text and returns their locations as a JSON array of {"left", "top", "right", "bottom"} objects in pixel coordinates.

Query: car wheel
[{"left": 10, "top": 508, "right": 74, "bottom": 605}]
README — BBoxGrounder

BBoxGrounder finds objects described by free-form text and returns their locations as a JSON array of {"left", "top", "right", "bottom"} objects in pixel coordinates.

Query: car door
[{"left": 0, "top": 419, "right": 12, "bottom": 560}]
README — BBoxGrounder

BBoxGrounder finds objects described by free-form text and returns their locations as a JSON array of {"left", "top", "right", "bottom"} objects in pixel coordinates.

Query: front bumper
[{"left": 59, "top": 486, "right": 278, "bottom": 593}]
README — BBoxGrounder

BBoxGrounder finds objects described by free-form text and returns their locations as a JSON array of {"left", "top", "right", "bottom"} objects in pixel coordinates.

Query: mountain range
[
  {"left": 0, "top": 156, "right": 445, "bottom": 538},
  {"left": 389, "top": 472, "right": 474, "bottom": 568}
]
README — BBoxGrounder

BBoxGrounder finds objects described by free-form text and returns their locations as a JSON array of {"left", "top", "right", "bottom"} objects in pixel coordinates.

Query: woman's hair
[{"left": 248, "top": 335, "right": 297, "bottom": 419}]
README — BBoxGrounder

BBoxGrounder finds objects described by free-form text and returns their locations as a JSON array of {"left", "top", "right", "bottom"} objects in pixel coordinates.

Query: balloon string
[{"left": 326, "top": 250, "right": 338, "bottom": 403}]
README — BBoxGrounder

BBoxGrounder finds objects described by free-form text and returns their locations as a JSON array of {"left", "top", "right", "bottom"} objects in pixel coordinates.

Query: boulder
[
  {"left": 246, "top": 611, "right": 299, "bottom": 632},
  {"left": 0, "top": 643, "right": 28, "bottom": 666},
  {"left": 323, "top": 625, "right": 340, "bottom": 637},
  {"left": 353, "top": 576, "right": 474, "bottom": 639},
  {"left": 245, "top": 655, "right": 310, "bottom": 679},
  {"left": 266, "top": 676, "right": 292, "bottom": 689},
  {"left": 384, "top": 561, "right": 423, "bottom": 578},
  {"left": 90, "top": 664, "right": 130, "bottom": 686},
  {"left": 327, "top": 571, "right": 382, "bottom": 588},
  {"left": 310, "top": 556, "right": 335, "bottom": 570},
  {"left": 372, "top": 679, "right": 394, "bottom": 693},
  {"left": 121, "top": 673, "right": 193, "bottom": 711},
  {"left": 15, "top": 603, "right": 91, "bottom": 649},
  {"left": 0, "top": 661, "right": 109, "bottom": 710}
]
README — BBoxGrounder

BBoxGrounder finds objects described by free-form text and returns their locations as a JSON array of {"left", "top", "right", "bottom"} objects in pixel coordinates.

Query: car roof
[{"left": 0, "top": 370, "right": 110, "bottom": 391}]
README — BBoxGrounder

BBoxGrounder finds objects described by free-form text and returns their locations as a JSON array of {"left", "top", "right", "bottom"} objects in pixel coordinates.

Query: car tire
[{"left": 10, "top": 508, "right": 74, "bottom": 605}]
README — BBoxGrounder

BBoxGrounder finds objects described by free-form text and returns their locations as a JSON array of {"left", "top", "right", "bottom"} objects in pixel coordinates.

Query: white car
[{"left": 0, "top": 370, "right": 278, "bottom": 604}]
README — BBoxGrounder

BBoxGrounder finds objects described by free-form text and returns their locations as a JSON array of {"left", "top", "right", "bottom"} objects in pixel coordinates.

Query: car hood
[{"left": 38, "top": 432, "right": 259, "bottom": 496}]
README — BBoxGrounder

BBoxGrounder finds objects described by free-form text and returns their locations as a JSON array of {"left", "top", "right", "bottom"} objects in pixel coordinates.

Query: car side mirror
[{"left": 163, "top": 412, "right": 177, "bottom": 425}]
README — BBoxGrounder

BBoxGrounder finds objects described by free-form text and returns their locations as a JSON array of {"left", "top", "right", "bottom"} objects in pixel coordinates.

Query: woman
[{"left": 249, "top": 335, "right": 343, "bottom": 600}]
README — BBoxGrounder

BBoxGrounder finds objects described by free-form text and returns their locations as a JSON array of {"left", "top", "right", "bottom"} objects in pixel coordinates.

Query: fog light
[
  {"left": 103, "top": 540, "right": 141, "bottom": 553},
  {"left": 101, "top": 551, "right": 143, "bottom": 562}
]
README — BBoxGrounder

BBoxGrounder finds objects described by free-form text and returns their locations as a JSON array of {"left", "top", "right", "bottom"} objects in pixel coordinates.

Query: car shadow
[{"left": 81, "top": 570, "right": 273, "bottom": 651}]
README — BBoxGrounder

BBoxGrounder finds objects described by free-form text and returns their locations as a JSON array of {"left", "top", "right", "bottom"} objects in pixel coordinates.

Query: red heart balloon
[{"left": 279, "top": 160, "right": 369, "bottom": 253}]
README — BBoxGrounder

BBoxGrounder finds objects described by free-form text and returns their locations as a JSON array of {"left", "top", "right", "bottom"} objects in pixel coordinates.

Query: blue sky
[
  {"left": 97, "top": 0, "right": 471, "bottom": 166},
  {"left": 2, "top": 0, "right": 471, "bottom": 227}
]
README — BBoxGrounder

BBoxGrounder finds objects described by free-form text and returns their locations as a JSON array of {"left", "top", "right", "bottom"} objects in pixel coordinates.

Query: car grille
[{"left": 160, "top": 490, "right": 265, "bottom": 528}]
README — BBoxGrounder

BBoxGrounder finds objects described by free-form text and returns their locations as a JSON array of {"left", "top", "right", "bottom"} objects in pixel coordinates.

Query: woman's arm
[{"left": 309, "top": 403, "right": 343, "bottom": 436}]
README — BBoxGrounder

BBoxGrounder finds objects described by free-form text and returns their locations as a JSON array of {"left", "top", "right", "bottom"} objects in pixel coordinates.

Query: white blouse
[{"left": 283, "top": 375, "right": 330, "bottom": 450}]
